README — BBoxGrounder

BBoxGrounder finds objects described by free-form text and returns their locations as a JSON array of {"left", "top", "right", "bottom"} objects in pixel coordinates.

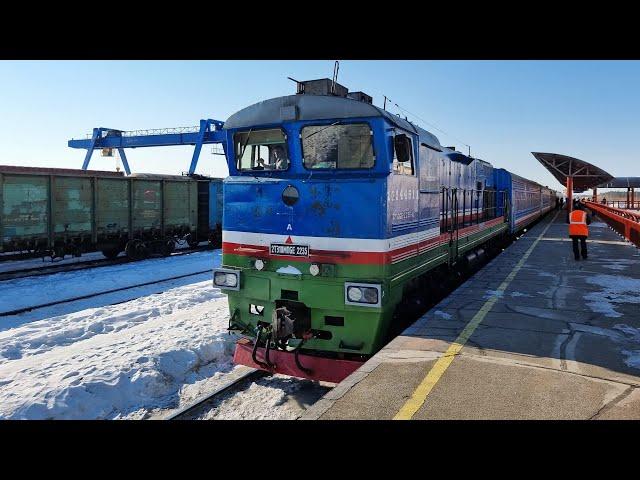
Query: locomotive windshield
[
  {"left": 234, "top": 128, "right": 289, "bottom": 171},
  {"left": 301, "top": 123, "right": 374, "bottom": 170}
]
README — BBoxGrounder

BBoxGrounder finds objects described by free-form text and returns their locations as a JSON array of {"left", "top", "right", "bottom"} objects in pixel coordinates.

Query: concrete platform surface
[{"left": 302, "top": 211, "right": 640, "bottom": 420}]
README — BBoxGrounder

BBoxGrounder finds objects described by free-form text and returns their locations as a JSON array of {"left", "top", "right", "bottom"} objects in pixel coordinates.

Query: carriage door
[
  {"left": 418, "top": 144, "right": 442, "bottom": 256},
  {"left": 390, "top": 132, "right": 419, "bottom": 245}
]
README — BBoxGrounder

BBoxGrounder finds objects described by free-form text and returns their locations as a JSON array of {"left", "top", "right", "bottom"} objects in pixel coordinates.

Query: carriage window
[
  {"left": 234, "top": 128, "right": 289, "bottom": 171},
  {"left": 393, "top": 134, "right": 414, "bottom": 176},
  {"left": 301, "top": 123, "right": 374, "bottom": 169}
]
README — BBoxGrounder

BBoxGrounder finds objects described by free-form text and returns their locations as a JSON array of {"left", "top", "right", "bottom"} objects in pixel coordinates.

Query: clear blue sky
[{"left": 0, "top": 60, "right": 638, "bottom": 192}]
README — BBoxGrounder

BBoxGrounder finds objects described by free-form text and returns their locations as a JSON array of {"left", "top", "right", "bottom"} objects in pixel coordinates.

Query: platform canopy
[
  {"left": 531, "top": 152, "right": 614, "bottom": 192},
  {"left": 597, "top": 177, "right": 640, "bottom": 189}
]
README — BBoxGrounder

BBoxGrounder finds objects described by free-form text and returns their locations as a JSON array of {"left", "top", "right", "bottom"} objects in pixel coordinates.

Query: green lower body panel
[
  {"left": 222, "top": 221, "right": 510, "bottom": 358},
  {"left": 226, "top": 271, "right": 393, "bottom": 356}
]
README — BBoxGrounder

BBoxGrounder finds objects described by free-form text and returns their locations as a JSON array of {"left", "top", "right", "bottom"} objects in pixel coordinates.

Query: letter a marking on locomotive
[{"left": 287, "top": 223, "right": 292, "bottom": 231}]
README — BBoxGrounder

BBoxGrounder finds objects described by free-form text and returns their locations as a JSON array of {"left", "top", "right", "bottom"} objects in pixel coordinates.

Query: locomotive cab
[{"left": 214, "top": 83, "right": 416, "bottom": 380}]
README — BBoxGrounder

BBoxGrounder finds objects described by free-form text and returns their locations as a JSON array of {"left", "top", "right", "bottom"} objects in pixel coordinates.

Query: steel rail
[
  {"left": 162, "top": 368, "right": 264, "bottom": 420},
  {"left": 0, "top": 246, "right": 213, "bottom": 282},
  {"left": 0, "top": 269, "right": 212, "bottom": 317}
]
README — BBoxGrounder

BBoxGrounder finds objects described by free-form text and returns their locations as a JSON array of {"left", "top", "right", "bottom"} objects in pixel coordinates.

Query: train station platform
[{"left": 302, "top": 210, "right": 640, "bottom": 420}]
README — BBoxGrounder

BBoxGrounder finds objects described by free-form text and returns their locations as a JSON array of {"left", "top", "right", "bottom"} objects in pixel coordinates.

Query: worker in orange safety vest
[{"left": 568, "top": 201, "right": 591, "bottom": 260}]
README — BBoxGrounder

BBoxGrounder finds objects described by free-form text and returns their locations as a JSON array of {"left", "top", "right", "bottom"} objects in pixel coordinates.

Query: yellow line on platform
[{"left": 393, "top": 211, "right": 560, "bottom": 420}]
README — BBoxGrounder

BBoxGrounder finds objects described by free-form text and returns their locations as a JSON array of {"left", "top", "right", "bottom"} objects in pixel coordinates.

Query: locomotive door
[{"left": 451, "top": 188, "right": 459, "bottom": 262}]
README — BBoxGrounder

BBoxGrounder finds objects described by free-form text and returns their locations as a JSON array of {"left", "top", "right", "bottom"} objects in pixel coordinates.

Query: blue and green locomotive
[{"left": 213, "top": 79, "right": 556, "bottom": 382}]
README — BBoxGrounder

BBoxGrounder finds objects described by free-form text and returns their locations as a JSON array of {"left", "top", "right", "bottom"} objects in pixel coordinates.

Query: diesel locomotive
[{"left": 213, "top": 79, "right": 557, "bottom": 382}]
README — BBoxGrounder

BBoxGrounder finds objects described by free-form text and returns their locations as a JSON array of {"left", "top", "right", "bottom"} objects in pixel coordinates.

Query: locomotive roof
[{"left": 224, "top": 94, "right": 443, "bottom": 151}]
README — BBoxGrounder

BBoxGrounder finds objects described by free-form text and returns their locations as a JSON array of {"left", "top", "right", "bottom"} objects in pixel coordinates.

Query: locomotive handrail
[
  {"left": 584, "top": 200, "right": 640, "bottom": 247},
  {"left": 439, "top": 188, "right": 506, "bottom": 237}
]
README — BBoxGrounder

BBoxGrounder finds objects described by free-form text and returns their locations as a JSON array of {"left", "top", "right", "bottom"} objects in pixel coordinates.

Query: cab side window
[{"left": 392, "top": 133, "right": 414, "bottom": 176}]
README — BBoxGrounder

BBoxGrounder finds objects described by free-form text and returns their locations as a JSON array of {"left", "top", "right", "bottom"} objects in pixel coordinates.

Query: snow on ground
[
  {"left": 614, "top": 324, "right": 640, "bottom": 369},
  {"left": 483, "top": 289, "right": 505, "bottom": 299},
  {"left": 0, "top": 276, "right": 219, "bottom": 362},
  {"left": 598, "top": 258, "right": 636, "bottom": 272},
  {"left": 584, "top": 274, "right": 640, "bottom": 318},
  {"left": 0, "top": 249, "right": 328, "bottom": 419},
  {"left": 537, "top": 271, "right": 556, "bottom": 278},
  {"left": 0, "top": 250, "right": 123, "bottom": 273},
  {"left": 571, "top": 323, "right": 640, "bottom": 370},
  {"left": 0, "top": 280, "right": 238, "bottom": 419},
  {"left": 0, "top": 241, "right": 207, "bottom": 274},
  {"left": 0, "top": 250, "right": 221, "bottom": 317},
  {"left": 0, "top": 250, "right": 237, "bottom": 419},
  {"left": 199, "top": 374, "right": 332, "bottom": 420}
]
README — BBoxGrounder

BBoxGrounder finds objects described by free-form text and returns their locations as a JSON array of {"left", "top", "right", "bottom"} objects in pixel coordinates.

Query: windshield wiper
[
  {"left": 303, "top": 121, "right": 340, "bottom": 141},
  {"left": 238, "top": 128, "right": 253, "bottom": 161}
]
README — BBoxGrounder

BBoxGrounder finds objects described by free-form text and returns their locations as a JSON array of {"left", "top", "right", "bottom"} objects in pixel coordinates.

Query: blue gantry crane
[{"left": 68, "top": 119, "right": 226, "bottom": 175}]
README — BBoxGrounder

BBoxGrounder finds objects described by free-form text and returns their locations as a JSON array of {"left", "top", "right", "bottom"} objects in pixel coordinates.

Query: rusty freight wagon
[{"left": 0, "top": 165, "right": 223, "bottom": 260}]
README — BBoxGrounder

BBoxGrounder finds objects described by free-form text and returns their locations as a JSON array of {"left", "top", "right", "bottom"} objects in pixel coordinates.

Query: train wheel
[
  {"left": 102, "top": 248, "right": 120, "bottom": 260},
  {"left": 52, "top": 244, "right": 66, "bottom": 261},
  {"left": 187, "top": 234, "right": 199, "bottom": 248},
  {"left": 125, "top": 240, "right": 145, "bottom": 260},
  {"left": 161, "top": 239, "right": 175, "bottom": 257}
]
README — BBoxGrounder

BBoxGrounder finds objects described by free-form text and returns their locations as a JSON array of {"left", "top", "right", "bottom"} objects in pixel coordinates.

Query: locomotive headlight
[
  {"left": 345, "top": 283, "right": 381, "bottom": 307},
  {"left": 254, "top": 259, "right": 265, "bottom": 271},
  {"left": 347, "top": 287, "right": 363, "bottom": 302},
  {"left": 309, "top": 263, "right": 320, "bottom": 276},
  {"left": 213, "top": 268, "right": 240, "bottom": 290}
]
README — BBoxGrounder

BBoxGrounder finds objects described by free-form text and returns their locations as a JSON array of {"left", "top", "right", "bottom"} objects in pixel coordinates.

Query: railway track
[
  {"left": 0, "top": 246, "right": 214, "bottom": 282},
  {"left": 162, "top": 367, "right": 266, "bottom": 420},
  {"left": 0, "top": 269, "right": 213, "bottom": 317}
]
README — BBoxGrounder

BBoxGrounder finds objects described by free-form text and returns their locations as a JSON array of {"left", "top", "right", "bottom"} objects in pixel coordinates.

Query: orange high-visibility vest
[{"left": 569, "top": 210, "right": 588, "bottom": 237}]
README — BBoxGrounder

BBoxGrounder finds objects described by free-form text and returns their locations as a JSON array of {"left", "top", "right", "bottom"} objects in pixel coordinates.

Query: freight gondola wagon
[{"left": 0, "top": 165, "right": 223, "bottom": 260}]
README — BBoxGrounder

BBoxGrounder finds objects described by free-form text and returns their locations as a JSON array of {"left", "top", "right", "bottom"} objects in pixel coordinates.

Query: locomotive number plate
[{"left": 270, "top": 243, "right": 309, "bottom": 257}]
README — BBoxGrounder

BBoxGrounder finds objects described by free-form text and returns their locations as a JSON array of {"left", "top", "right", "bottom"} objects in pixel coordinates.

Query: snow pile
[
  {"left": 584, "top": 274, "right": 640, "bottom": 318},
  {"left": 0, "top": 281, "right": 237, "bottom": 419},
  {"left": 0, "top": 280, "right": 223, "bottom": 362},
  {"left": 276, "top": 265, "right": 303, "bottom": 275}
]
